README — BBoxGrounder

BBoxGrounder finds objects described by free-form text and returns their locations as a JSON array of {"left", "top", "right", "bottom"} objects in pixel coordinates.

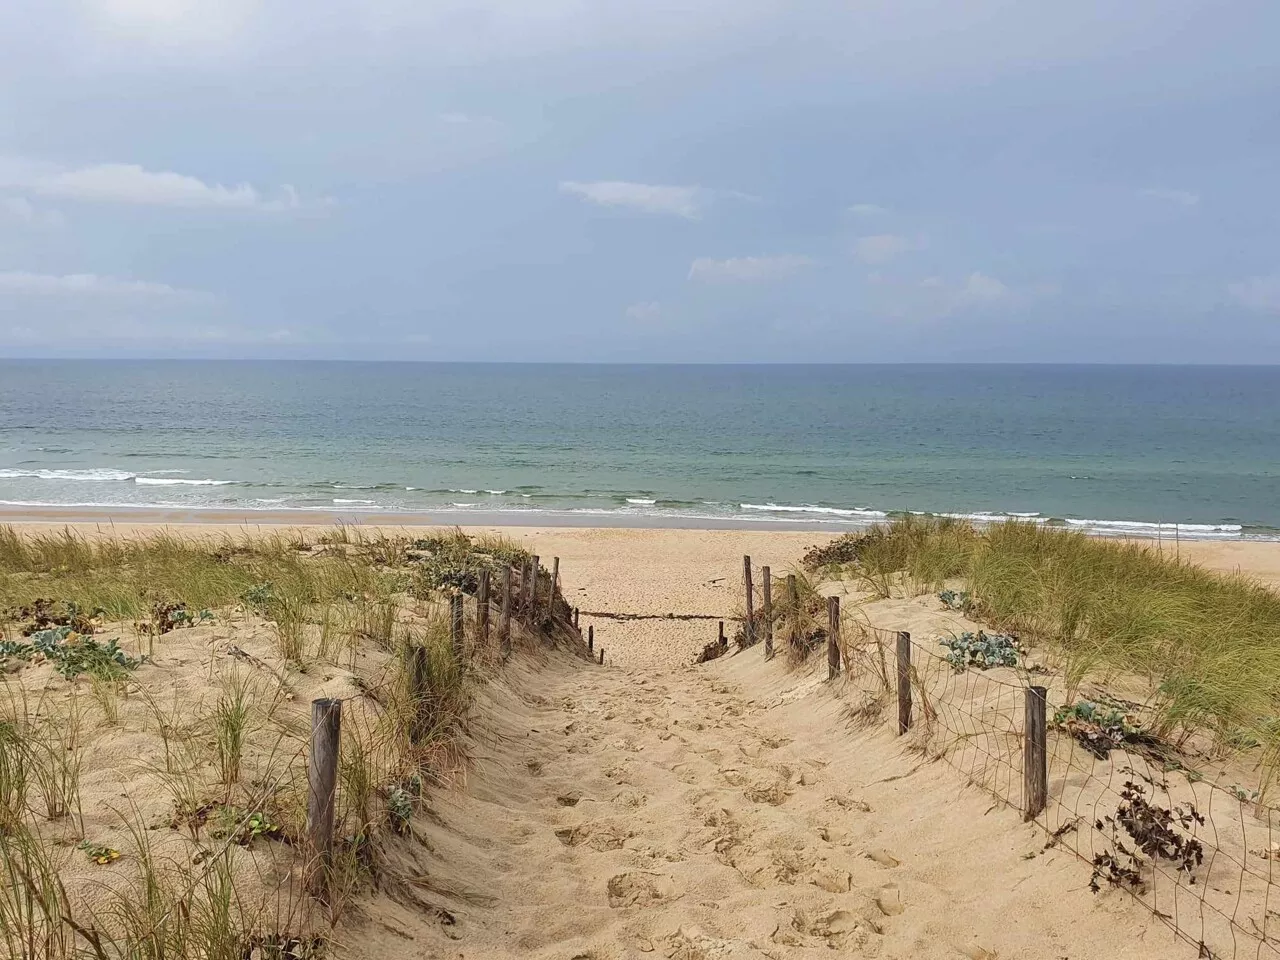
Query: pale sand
[
  {"left": 5, "top": 520, "right": 1274, "bottom": 958},
  {"left": 8, "top": 518, "right": 1280, "bottom": 669}
]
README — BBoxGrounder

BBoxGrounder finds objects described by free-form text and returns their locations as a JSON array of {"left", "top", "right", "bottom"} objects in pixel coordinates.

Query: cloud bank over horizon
[{"left": 0, "top": 0, "right": 1277, "bottom": 361}]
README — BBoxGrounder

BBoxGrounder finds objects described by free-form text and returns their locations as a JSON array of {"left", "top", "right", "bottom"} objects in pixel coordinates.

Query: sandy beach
[{"left": 7, "top": 514, "right": 1280, "bottom": 669}]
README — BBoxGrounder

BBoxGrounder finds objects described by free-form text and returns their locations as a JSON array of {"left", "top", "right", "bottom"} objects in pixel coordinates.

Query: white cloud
[
  {"left": 848, "top": 203, "right": 888, "bottom": 217},
  {"left": 854, "top": 233, "right": 915, "bottom": 264},
  {"left": 0, "top": 196, "right": 64, "bottom": 228},
  {"left": 560, "top": 180, "right": 703, "bottom": 218},
  {"left": 1228, "top": 274, "right": 1280, "bottom": 314},
  {"left": 687, "top": 254, "right": 812, "bottom": 282},
  {"left": 960, "top": 271, "right": 1011, "bottom": 302},
  {"left": 1141, "top": 187, "right": 1199, "bottom": 207},
  {"left": 0, "top": 158, "right": 316, "bottom": 212},
  {"left": 0, "top": 270, "right": 213, "bottom": 303},
  {"left": 625, "top": 301, "right": 663, "bottom": 322},
  {"left": 28, "top": 163, "right": 302, "bottom": 210}
]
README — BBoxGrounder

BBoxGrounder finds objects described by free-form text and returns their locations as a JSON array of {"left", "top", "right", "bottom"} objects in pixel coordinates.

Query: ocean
[{"left": 1, "top": 361, "right": 1277, "bottom": 539}]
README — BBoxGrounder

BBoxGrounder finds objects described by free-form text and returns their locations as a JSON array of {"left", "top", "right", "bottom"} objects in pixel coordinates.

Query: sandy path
[{"left": 353, "top": 648, "right": 1195, "bottom": 960}]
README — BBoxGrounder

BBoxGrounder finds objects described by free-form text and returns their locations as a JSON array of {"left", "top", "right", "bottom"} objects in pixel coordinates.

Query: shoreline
[
  {"left": 4, "top": 507, "right": 1280, "bottom": 590},
  {"left": 0, "top": 504, "right": 1266, "bottom": 540}
]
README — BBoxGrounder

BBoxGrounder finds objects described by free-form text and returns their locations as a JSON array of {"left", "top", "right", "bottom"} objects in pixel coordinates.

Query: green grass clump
[{"left": 820, "top": 517, "right": 1280, "bottom": 764}]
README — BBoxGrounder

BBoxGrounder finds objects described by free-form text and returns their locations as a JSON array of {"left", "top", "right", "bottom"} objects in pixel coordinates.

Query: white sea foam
[
  {"left": 911, "top": 510, "right": 1049, "bottom": 523},
  {"left": 626, "top": 498, "right": 657, "bottom": 505},
  {"left": 135, "top": 477, "right": 236, "bottom": 486},
  {"left": 451, "top": 489, "right": 479, "bottom": 495},
  {"left": 739, "top": 502, "right": 888, "bottom": 518},
  {"left": 0, "top": 468, "right": 134, "bottom": 482},
  {"left": 485, "top": 490, "right": 507, "bottom": 495},
  {"left": 332, "top": 498, "right": 377, "bottom": 505},
  {"left": 1064, "top": 518, "right": 1242, "bottom": 534},
  {"left": 451, "top": 502, "right": 479, "bottom": 508}
]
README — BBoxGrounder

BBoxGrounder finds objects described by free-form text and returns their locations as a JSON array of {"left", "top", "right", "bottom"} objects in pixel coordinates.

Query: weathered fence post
[
  {"left": 500, "top": 566, "right": 513, "bottom": 657},
  {"left": 549, "top": 557, "right": 559, "bottom": 614},
  {"left": 762, "top": 565, "right": 773, "bottom": 658},
  {"left": 1024, "top": 685, "right": 1048, "bottom": 821},
  {"left": 598, "top": 647, "right": 604, "bottom": 665},
  {"left": 529, "top": 555, "right": 541, "bottom": 619},
  {"left": 450, "top": 593, "right": 464, "bottom": 660},
  {"left": 787, "top": 574, "right": 799, "bottom": 650},
  {"left": 588, "top": 624, "right": 594, "bottom": 653},
  {"left": 477, "top": 569, "right": 490, "bottom": 642},
  {"left": 896, "top": 631, "right": 912, "bottom": 734},
  {"left": 573, "top": 607, "right": 580, "bottom": 629},
  {"left": 827, "top": 595, "right": 840, "bottom": 680},
  {"left": 306, "top": 698, "right": 341, "bottom": 897},
  {"left": 743, "top": 555, "right": 755, "bottom": 648},
  {"left": 408, "top": 644, "right": 429, "bottom": 743}
]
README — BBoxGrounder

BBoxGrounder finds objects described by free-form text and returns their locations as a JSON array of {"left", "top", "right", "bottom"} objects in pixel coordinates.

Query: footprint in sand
[
  {"left": 865, "top": 848, "right": 901, "bottom": 868},
  {"left": 606, "top": 872, "right": 678, "bottom": 908},
  {"left": 554, "top": 822, "right": 633, "bottom": 851},
  {"left": 744, "top": 779, "right": 791, "bottom": 805},
  {"left": 876, "top": 884, "right": 905, "bottom": 916},
  {"left": 555, "top": 793, "right": 583, "bottom": 807}
]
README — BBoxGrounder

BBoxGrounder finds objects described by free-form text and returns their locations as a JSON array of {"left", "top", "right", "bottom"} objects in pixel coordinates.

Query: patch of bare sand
[{"left": 356, "top": 645, "right": 1196, "bottom": 959}]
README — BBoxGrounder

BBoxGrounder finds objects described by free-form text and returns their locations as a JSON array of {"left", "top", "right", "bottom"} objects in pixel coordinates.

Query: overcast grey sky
[{"left": 1, "top": 0, "right": 1277, "bottom": 362}]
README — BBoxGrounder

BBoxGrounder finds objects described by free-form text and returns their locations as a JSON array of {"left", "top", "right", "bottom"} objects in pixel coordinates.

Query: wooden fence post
[
  {"left": 500, "top": 566, "right": 512, "bottom": 657},
  {"left": 717, "top": 620, "right": 726, "bottom": 647},
  {"left": 550, "top": 557, "right": 559, "bottom": 614},
  {"left": 450, "top": 593, "right": 464, "bottom": 660},
  {"left": 573, "top": 607, "right": 580, "bottom": 629},
  {"left": 306, "top": 698, "right": 341, "bottom": 897},
  {"left": 787, "top": 574, "right": 798, "bottom": 650},
  {"left": 477, "top": 569, "right": 490, "bottom": 642},
  {"left": 896, "top": 631, "right": 912, "bottom": 735},
  {"left": 762, "top": 566, "right": 773, "bottom": 658},
  {"left": 588, "top": 624, "right": 594, "bottom": 653},
  {"left": 598, "top": 648, "right": 604, "bottom": 665},
  {"left": 1024, "top": 685, "right": 1048, "bottom": 821},
  {"left": 529, "top": 555, "right": 540, "bottom": 620},
  {"left": 827, "top": 596, "right": 840, "bottom": 680},
  {"left": 408, "top": 645, "right": 429, "bottom": 744},
  {"left": 743, "top": 555, "right": 755, "bottom": 648}
]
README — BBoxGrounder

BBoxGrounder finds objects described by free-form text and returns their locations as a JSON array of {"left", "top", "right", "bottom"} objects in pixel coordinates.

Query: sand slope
[{"left": 346, "top": 646, "right": 1193, "bottom": 959}]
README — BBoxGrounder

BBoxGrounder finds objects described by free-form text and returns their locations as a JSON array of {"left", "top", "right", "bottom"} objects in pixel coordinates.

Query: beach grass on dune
[
  {"left": 809, "top": 517, "right": 1280, "bottom": 767},
  {"left": 0, "top": 523, "right": 535, "bottom": 957}
]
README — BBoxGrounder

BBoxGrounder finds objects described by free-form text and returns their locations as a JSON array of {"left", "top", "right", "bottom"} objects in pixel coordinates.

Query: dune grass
[
  {"left": 0, "top": 523, "right": 539, "bottom": 958},
  {"left": 810, "top": 518, "right": 1280, "bottom": 770}
]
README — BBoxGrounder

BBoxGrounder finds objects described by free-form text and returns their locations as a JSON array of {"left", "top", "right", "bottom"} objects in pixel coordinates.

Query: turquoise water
[{"left": 1, "top": 361, "right": 1278, "bottom": 538}]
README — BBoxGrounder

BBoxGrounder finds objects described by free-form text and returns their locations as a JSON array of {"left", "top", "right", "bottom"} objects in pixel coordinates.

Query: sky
[{"left": 0, "top": 0, "right": 1278, "bottom": 362}]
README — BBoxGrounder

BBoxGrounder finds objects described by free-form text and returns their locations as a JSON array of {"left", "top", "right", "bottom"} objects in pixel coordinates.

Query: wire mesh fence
[{"left": 837, "top": 620, "right": 1280, "bottom": 960}]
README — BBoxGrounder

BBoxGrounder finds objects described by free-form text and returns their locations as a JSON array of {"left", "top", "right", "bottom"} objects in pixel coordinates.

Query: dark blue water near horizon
[{"left": 1, "top": 361, "right": 1277, "bottom": 537}]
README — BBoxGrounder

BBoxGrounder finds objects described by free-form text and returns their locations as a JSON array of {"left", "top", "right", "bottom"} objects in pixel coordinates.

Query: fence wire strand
[{"left": 840, "top": 621, "right": 1280, "bottom": 960}]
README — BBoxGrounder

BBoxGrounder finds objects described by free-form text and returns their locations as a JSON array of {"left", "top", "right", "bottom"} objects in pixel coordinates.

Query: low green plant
[
  {"left": 214, "top": 673, "right": 253, "bottom": 787},
  {"left": 938, "top": 589, "right": 971, "bottom": 611},
  {"left": 939, "top": 630, "right": 1020, "bottom": 672},
  {"left": 386, "top": 785, "right": 414, "bottom": 835},
  {"left": 27, "top": 626, "right": 141, "bottom": 680},
  {"left": 76, "top": 841, "right": 120, "bottom": 865}
]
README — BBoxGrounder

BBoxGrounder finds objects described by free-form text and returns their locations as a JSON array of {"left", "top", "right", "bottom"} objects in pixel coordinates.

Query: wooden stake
[
  {"left": 477, "top": 568, "right": 490, "bottom": 642},
  {"left": 598, "top": 647, "right": 604, "bottom": 665},
  {"left": 1024, "top": 685, "right": 1048, "bottom": 821},
  {"left": 896, "top": 631, "right": 912, "bottom": 735},
  {"left": 743, "top": 555, "right": 755, "bottom": 648},
  {"left": 574, "top": 607, "right": 580, "bottom": 629},
  {"left": 408, "top": 645, "right": 429, "bottom": 744},
  {"left": 529, "top": 555, "right": 541, "bottom": 619},
  {"left": 787, "top": 574, "right": 799, "bottom": 651},
  {"left": 717, "top": 620, "right": 725, "bottom": 646},
  {"left": 762, "top": 565, "right": 773, "bottom": 658},
  {"left": 450, "top": 593, "right": 464, "bottom": 660},
  {"left": 549, "top": 557, "right": 559, "bottom": 616},
  {"left": 588, "top": 624, "right": 594, "bottom": 653},
  {"left": 500, "top": 566, "right": 513, "bottom": 658},
  {"left": 827, "top": 595, "right": 840, "bottom": 680},
  {"left": 306, "top": 698, "right": 341, "bottom": 897}
]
